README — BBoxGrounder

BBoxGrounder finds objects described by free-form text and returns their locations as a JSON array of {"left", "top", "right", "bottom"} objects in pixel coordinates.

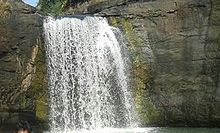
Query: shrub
[
  {"left": 0, "top": 0, "right": 11, "bottom": 18},
  {"left": 38, "top": 0, "right": 68, "bottom": 14}
]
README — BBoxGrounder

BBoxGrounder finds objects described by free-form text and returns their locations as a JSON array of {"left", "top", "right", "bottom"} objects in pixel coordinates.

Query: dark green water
[
  {"left": 141, "top": 127, "right": 220, "bottom": 133},
  {"left": 44, "top": 127, "right": 220, "bottom": 133}
]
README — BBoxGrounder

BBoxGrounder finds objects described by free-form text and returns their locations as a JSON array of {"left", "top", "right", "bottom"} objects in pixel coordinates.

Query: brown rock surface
[
  {"left": 67, "top": 0, "right": 220, "bottom": 127},
  {"left": 0, "top": 0, "right": 47, "bottom": 131}
]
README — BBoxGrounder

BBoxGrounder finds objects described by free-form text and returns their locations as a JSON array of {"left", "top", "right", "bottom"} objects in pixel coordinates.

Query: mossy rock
[
  {"left": 31, "top": 38, "right": 48, "bottom": 121},
  {"left": 109, "top": 16, "right": 161, "bottom": 125}
]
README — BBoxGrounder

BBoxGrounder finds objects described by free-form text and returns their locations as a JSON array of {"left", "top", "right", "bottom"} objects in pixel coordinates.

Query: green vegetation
[
  {"left": 38, "top": 0, "right": 92, "bottom": 14},
  {"left": 38, "top": 0, "right": 68, "bottom": 14},
  {"left": 0, "top": 1, "right": 11, "bottom": 18}
]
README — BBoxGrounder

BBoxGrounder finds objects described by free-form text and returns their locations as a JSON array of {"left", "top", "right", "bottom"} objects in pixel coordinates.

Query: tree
[{"left": 38, "top": 0, "right": 67, "bottom": 14}]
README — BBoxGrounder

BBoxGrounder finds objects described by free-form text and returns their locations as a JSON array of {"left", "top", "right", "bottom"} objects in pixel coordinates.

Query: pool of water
[{"left": 45, "top": 127, "right": 220, "bottom": 133}]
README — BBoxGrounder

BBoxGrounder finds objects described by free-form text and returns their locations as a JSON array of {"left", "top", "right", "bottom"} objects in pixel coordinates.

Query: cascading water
[{"left": 43, "top": 16, "right": 139, "bottom": 132}]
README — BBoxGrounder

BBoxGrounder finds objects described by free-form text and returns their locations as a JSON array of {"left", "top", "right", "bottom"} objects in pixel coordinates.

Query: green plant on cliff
[
  {"left": 38, "top": 0, "right": 68, "bottom": 14},
  {"left": 0, "top": 1, "right": 11, "bottom": 18},
  {"left": 38, "top": 0, "right": 92, "bottom": 14}
]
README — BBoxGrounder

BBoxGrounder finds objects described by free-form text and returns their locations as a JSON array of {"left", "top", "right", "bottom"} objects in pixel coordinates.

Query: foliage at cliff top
[
  {"left": 0, "top": 1, "right": 11, "bottom": 18},
  {"left": 38, "top": 0, "right": 89, "bottom": 14},
  {"left": 38, "top": 0, "right": 67, "bottom": 14}
]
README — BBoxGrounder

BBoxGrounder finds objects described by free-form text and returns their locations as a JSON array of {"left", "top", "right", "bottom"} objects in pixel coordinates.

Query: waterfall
[{"left": 43, "top": 16, "right": 139, "bottom": 132}]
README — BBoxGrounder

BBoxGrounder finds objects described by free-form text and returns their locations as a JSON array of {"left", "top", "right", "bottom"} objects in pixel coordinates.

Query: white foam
[{"left": 44, "top": 16, "right": 139, "bottom": 131}]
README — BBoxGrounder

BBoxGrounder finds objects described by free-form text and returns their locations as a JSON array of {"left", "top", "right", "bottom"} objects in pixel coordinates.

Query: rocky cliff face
[
  {"left": 67, "top": 0, "right": 220, "bottom": 127},
  {"left": 0, "top": 0, "right": 220, "bottom": 130},
  {"left": 0, "top": 0, "right": 47, "bottom": 130}
]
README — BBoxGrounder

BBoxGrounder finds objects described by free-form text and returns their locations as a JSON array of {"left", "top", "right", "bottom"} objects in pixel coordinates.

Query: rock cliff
[
  {"left": 0, "top": 0, "right": 220, "bottom": 130},
  {"left": 66, "top": 0, "right": 220, "bottom": 127},
  {"left": 0, "top": 0, "right": 47, "bottom": 131}
]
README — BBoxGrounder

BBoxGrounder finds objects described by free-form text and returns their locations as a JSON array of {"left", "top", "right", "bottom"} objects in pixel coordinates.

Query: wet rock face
[
  {"left": 70, "top": 0, "right": 220, "bottom": 127},
  {"left": 0, "top": 0, "right": 47, "bottom": 129}
]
